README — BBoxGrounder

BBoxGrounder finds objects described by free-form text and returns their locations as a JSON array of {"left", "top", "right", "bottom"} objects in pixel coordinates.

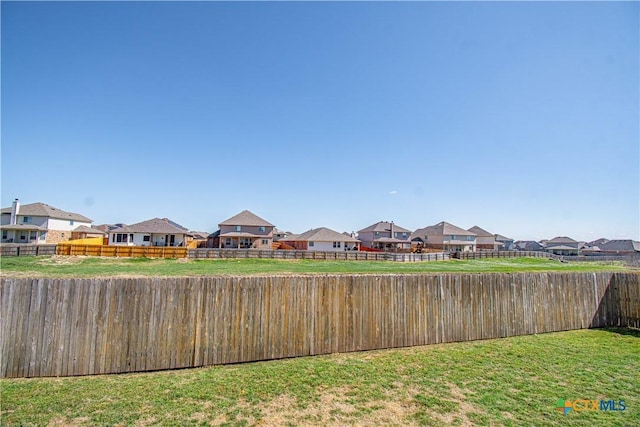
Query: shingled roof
[
  {"left": 219, "top": 210, "right": 274, "bottom": 227},
  {"left": 467, "top": 225, "right": 494, "bottom": 237},
  {"left": 110, "top": 218, "right": 190, "bottom": 234},
  {"left": 412, "top": 221, "right": 476, "bottom": 238},
  {"left": 600, "top": 240, "right": 640, "bottom": 252},
  {"left": 0, "top": 202, "right": 92, "bottom": 222},
  {"left": 285, "top": 227, "right": 360, "bottom": 242},
  {"left": 357, "top": 221, "right": 412, "bottom": 234}
]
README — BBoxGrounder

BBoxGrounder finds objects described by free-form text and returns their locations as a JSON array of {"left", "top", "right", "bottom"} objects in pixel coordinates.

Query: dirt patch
[{"left": 254, "top": 386, "right": 420, "bottom": 426}]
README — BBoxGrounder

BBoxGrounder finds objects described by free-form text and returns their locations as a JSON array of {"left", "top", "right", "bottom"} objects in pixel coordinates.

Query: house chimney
[
  {"left": 390, "top": 221, "right": 394, "bottom": 238},
  {"left": 10, "top": 199, "right": 20, "bottom": 225}
]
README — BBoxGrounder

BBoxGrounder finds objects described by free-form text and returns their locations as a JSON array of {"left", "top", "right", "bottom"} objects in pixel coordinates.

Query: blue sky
[{"left": 2, "top": 1, "right": 638, "bottom": 241}]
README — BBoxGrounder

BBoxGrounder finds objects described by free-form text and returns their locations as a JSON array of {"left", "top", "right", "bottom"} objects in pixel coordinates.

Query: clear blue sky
[{"left": 2, "top": 1, "right": 638, "bottom": 242}]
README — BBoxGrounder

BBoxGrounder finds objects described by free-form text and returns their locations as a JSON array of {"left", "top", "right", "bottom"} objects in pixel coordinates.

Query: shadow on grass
[{"left": 595, "top": 327, "right": 640, "bottom": 338}]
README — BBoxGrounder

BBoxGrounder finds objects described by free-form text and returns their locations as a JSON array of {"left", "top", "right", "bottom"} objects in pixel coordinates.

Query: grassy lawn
[
  {"left": 0, "top": 256, "right": 633, "bottom": 277},
  {"left": 1, "top": 328, "right": 638, "bottom": 426}
]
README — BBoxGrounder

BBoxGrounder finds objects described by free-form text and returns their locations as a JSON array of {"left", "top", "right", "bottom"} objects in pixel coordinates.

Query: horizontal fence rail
[
  {"left": 56, "top": 245, "right": 188, "bottom": 259},
  {"left": 453, "top": 251, "right": 552, "bottom": 259},
  {"left": 188, "top": 249, "right": 450, "bottom": 262},
  {"left": 1, "top": 272, "right": 638, "bottom": 378},
  {"left": 0, "top": 244, "right": 57, "bottom": 257}
]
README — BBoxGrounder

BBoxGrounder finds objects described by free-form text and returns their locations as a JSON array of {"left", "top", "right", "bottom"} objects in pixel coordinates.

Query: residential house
[
  {"left": 218, "top": 210, "right": 274, "bottom": 249},
  {"left": 357, "top": 221, "right": 412, "bottom": 252},
  {"left": 494, "top": 234, "right": 515, "bottom": 251},
  {"left": 467, "top": 226, "right": 501, "bottom": 251},
  {"left": 410, "top": 221, "right": 477, "bottom": 252},
  {"left": 108, "top": 218, "right": 193, "bottom": 247},
  {"left": 514, "top": 240, "right": 544, "bottom": 251},
  {"left": 282, "top": 227, "right": 360, "bottom": 251},
  {"left": 273, "top": 228, "right": 292, "bottom": 242},
  {"left": 544, "top": 236, "right": 579, "bottom": 256},
  {"left": 71, "top": 225, "right": 107, "bottom": 241},
  {"left": 598, "top": 240, "right": 640, "bottom": 255},
  {"left": 0, "top": 199, "right": 93, "bottom": 244}
]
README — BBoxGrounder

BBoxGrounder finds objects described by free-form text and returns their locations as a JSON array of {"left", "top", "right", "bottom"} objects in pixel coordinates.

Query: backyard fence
[
  {"left": 1, "top": 272, "right": 638, "bottom": 378},
  {"left": 55, "top": 245, "right": 188, "bottom": 258},
  {"left": 0, "top": 244, "right": 57, "bottom": 257},
  {"left": 188, "top": 248, "right": 449, "bottom": 262},
  {"left": 453, "top": 250, "right": 552, "bottom": 259}
]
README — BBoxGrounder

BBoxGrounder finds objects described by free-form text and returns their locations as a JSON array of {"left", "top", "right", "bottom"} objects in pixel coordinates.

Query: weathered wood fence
[
  {"left": 1, "top": 244, "right": 57, "bottom": 257},
  {"left": 1, "top": 272, "right": 638, "bottom": 378},
  {"left": 453, "top": 250, "right": 552, "bottom": 259},
  {"left": 189, "top": 248, "right": 449, "bottom": 261}
]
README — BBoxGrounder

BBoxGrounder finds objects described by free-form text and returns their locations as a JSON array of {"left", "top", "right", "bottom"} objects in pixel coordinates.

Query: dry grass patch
[{"left": 256, "top": 386, "right": 420, "bottom": 426}]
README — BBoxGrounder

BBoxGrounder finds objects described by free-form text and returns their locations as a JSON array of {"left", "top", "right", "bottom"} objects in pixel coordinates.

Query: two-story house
[
  {"left": 410, "top": 221, "right": 477, "bottom": 252},
  {"left": 0, "top": 199, "right": 93, "bottom": 244},
  {"left": 218, "top": 210, "right": 275, "bottom": 249},
  {"left": 467, "top": 226, "right": 501, "bottom": 251},
  {"left": 357, "top": 221, "right": 412, "bottom": 251}
]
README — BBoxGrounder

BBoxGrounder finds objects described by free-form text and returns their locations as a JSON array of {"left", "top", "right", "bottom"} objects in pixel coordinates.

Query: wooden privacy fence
[
  {"left": 453, "top": 251, "right": 552, "bottom": 259},
  {"left": 56, "top": 245, "right": 188, "bottom": 258},
  {"left": 1, "top": 272, "right": 638, "bottom": 378},
  {"left": 1, "top": 244, "right": 57, "bottom": 257},
  {"left": 189, "top": 248, "right": 449, "bottom": 262}
]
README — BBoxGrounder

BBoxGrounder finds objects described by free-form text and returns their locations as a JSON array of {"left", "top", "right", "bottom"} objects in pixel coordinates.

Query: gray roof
[
  {"left": 468, "top": 226, "right": 494, "bottom": 237},
  {"left": 600, "top": 240, "right": 640, "bottom": 252},
  {"left": 357, "top": 221, "right": 412, "bottom": 234},
  {"left": 0, "top": 223, "right": 47, "bottom": 231},
  {"left": 219, "top": 210, "right": 274, "bottom": 227},
  {"left": 412, "top": 221, "right": 476, "bottom": 239},
  {"left": 283, "top": 227, "right": 360, "bottom": 243},
  {"left": 588, "top": 238, "right": 610, "bottom": 246},
  {"left": 494, "top": 234, "right": 513, "bottom": 242},
  {"left": 110, "top": 218, "right": 191, "bottom": 234},
  {"left": 547, "top": 236, "right": 578, "bottom": 244},
  {"left": 189, "top": 231, "right": 210, "bottom": 240},
  {"left": 73, "top": 225, "right": 106, "bottom": 235},
  {"left": 514, "top": 240, "right": 544, "bottom": 251},
  {"left": 0, "top": 202, "right": 92, "bottom": 222}
]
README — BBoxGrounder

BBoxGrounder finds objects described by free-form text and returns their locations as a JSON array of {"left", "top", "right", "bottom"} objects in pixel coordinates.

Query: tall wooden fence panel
[{"left": 1, "top": 272, "right": 638, "bottom": 378}]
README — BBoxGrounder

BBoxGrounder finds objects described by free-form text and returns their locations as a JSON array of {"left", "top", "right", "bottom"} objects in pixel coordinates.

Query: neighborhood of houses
[{"left": 1, "top": 199, "right": 639, "bottom": 257}]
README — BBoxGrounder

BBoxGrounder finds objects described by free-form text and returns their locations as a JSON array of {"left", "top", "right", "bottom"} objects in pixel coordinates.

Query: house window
[
  {"left": 333, "top": 242, "right": 341, "bottom": 248},
  {"left": 39, "top": 231, "right": 46, "bottom": 240},
  {"left": 402, "top": 232, "right": 407, "bottom": 238},
  {"left": 466, "top": 236, "right": 474, "bottom": 241},
  {"left": 225, "top": 238, "right": 231, "bottom": 245},
  {"left": 143, "top": 236, "right": 150, "bottom": 242},
  {"left": 30, "top": 231, "right": 37, "bottom": 240},
  {"left": 23, "top": 217, "right": 31, "bottom": 223},
  {"left": 451, "top": 235, "right": 457, "bottom": 240},
  {"left": 262, "top": 239, "right": 268, "bottom": 245},
  {"left": 70, "top": 220, "right": 74, "bottom": 226},
  {"left": 61, "top": 233, "right": 65, "bottom": 238},
  {"left": 2, "top": 230, "right": 7, "bottom": 240},
  {"left": 235, "top": 225, "right": 242, "bottom": 232},
  {"left": 259, "top": 226, "right": 266, "bottom": 232},
  {"left": 309, "top": 241, "right": 314, "bottom": 247},
  {"left": 375, "top": 231, "right": 380, "bottom": 237},
  {"left": 115, "top": 233, "right": 129, "bottom": 243},
  {"left": 20, "top": 232, "right": 27, "bottom": 240}
]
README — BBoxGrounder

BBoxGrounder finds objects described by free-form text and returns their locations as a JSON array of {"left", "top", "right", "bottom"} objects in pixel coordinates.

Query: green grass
[
  {"left": 2, "top": 328, "right": 638, "bottom": 426},
  {"left": 0, "top": 256, "right": 633, "bottom": 277}
]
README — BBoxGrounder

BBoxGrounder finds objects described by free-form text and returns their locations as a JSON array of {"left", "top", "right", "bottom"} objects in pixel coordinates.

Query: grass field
[
  {"left": 2, "top": 328, "right": 638, "bottom": 426},
  {"left": 0, "top": 255, "right": 633, "bottom": 277}
]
